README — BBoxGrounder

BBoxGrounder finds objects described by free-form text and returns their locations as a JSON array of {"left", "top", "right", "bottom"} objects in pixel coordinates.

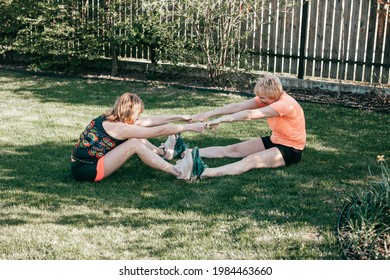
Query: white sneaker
[
  {"left": 160, "top": 135, "right": 176, "bottom": 160},
  {"left": 174, "top": 149, "right": 193, "bottom": 180}
]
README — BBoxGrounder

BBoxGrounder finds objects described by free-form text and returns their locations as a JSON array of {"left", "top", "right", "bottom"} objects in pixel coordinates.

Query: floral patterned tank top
[{"left": 72, "top": 115, "right": 125, "bottom": 163}]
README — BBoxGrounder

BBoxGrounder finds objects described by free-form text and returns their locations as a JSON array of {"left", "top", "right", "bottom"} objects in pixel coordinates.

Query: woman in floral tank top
[{"left": 71, "top": 93, "right": 205, "bottom": 182}]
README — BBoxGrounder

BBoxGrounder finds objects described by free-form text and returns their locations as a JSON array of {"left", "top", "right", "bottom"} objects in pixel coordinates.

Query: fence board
[
  {"left": 283, "top": 3, "right": 293, "bottom": 73},
  {"left": 330, "top": 0, "right": 342, "bottom": 79},
  {"left": 268, "top": 0, "right": 278, "bottom": 72},
  {"left": 346, "top": 0, "right": 360, "bottom": 81},
  {"left": 382, "top": 7, "right": 390, "bottom": 84},
  {"left": 355, "top": 0, "right": 370, "bottom": 82},
  {"left": 261, "top": 1, "right": 270, "bottom": 71},
  {"left": 305, "top": 0, "right": 317, "bottom": 77},
  {"left": 365, "top": 0, "right": 378, "bottom": 82},
  {"left": 339, "top": 0, "right": 352, "bottom": 80},
  {"left": 276, "top": 0, "right": 285, "bottom": 73},
  {"left": 314, "top": 0, "right": 326, "bottom": 77},
  {"left": 322, "top": 0, "right": 335, "bottom": 78},
  {"left": 374, "top": 2, "right": 387, "bottom": 82},
  {"left": 290, "top": 0, "right": 301, "bottom": 75},
  {"left": 253, "top": 1, "right": 261, "bottom": 70}
]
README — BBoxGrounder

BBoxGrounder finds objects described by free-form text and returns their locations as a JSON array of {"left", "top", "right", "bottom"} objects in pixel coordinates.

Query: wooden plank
[
  {"left": 305, "top": 0, "right": 318, "bottom": 77},
  {"left": 253, "top": 1, "right": 261, "bottom": 70},
  {"left": 373, "top": 2, "right": 387, "bottom": 83},
  {"left": 276, "top": 0, "right": 285, "bottom": 73},
  {"left": 260, "top": 1, "right": 270, "bottom": 71},
  {"left": 364, "top": 0, "right": 378, "bottom": 82},
  {"left": 322, "top": 0, "right": 335, "bottom": 78},
  {"left": 330, "top": 0, "right": 342, "bottom": 79},
  {"left": 355, "top": 0, "right": 370, "bottom": 81},
  {"left": 382, "top": 6, "right": 390, "bottom": 84},
  {"left": 242, "top": 7, "right": 251, "bottom": 69},
  {"left": 119, "top": 1, "right": 125, "bottom": 58},
  {"left": 290, "top": 0, "right": 301, "bottom": 75},
  {"left": 283, "top": 2, "right": 293, "bottom": 74},
  {"left": 339, "top": 0, "right": 352, "bottom": 80},
  {"left": 125, "top": 0, "right": 131, "bottom": 59},
  {"left": 314, "top": 0, "right": 326, "bottom": 77},
  {"left": 132, "top": 0, "right": 139, "bottom": 60},
  {"left": 268, "top": 0, "right": 278, "bottom": 72},
  {"left": 245, "top": 6, "right": 254, "bottom": 69},
  {"left": 298, "top": 0, "right": 309, "bottom": 78},
  {"left": 346, "top": 0, "right": 360, "bottom": 80}
]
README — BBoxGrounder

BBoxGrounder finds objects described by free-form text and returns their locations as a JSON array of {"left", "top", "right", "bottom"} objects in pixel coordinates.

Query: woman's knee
[
  {"left": 123, "top": 138, "right": 145, "bottom": 154},
  {"left": 225, "top": 144, "right": 241, "bottom": 157}
]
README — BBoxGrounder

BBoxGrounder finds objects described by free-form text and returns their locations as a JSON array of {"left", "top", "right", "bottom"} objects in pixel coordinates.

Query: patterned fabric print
[{"left": 75, "top": 120, "right": 116, "bottom": 159}]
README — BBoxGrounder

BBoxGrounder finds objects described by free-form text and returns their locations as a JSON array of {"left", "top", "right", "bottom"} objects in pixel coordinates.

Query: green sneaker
[
  {"left": 191, "top": 147, "right": 207, "bottom": 180},
  {"left": 173, "top": 133, "right": 187, "bottom": 159}
]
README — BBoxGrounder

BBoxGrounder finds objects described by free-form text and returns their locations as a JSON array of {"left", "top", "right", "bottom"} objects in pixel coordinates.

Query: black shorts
[
  {"left": 71, "top": 160, "right": 98, "bottom": 182},
  {"left": 261, "top": 136, "right": 303, "bottom": 165}
]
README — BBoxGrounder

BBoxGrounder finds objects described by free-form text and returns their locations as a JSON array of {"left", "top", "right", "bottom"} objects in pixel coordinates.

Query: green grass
[{"left": 0, "top": 68, "right": 389, "bottom": 260}]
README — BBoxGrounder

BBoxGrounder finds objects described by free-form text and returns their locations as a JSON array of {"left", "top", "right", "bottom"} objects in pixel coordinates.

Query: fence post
[{"left": 298, "top": 0, "right": 309, "bottom": 79}]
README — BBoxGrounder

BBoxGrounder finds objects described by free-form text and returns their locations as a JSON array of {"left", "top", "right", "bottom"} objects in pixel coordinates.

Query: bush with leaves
[
  {"left": 13, "top": 0, "right": 99, "bottom": 72},
  {"left": 148, "top": 0, "right": 297, "bottom": 84},
  {"left": 132, "top": 11, "right": 184, "bottom": 65},
  {"left": 0, "top": 0, "right": 23, "bottom": 54},
  {"left": 337, "top": 155, "right": 390, "bottom": 259}
]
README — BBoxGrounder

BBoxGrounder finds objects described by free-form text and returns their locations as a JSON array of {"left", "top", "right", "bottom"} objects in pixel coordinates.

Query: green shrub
[{"left": 337, "top": 155, "right": 390, "bottom": 259}]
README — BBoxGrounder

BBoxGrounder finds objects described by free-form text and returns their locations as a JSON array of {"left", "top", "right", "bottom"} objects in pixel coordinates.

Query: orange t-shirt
[{"left": 255, "top": 93, "right": 306, "bottom": 150}]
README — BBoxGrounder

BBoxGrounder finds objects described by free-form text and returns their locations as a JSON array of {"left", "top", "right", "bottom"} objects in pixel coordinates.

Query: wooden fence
[
  {"left": 245, "top": 0, "right": 390, "bottom": 85},
  {"left": 116, "top": 0, "right": 390, "bottom": 85},
  {"left": 63, "top": 0, "right": 390, "bottom": 85}
]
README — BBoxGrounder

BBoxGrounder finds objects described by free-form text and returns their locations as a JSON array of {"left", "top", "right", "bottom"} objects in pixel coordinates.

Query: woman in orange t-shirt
[{"left": 177, "top": 74, "right": 306, "bottom": 180}]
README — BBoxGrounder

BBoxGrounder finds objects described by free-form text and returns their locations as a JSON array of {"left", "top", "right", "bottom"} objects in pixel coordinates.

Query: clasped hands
[{"left": 182, "top": 113, "right": 220, "bottom": 131}]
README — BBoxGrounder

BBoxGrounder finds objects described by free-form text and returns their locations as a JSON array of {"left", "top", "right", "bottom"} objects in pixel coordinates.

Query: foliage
[
  {"left": 12, "top": 0, "right": 99, "bottom": 72},
  {"left": 337, "top": 156, "right": 390, "bottom": 259},
  {"left": 131, "top": 7, "right": 185, "bottom": 64},
  {"left": 0, "top": 0, "right": 24, "bottom": 53},
  {"left": 11, "top": 0, "right": 187, "bottom": 75},
  {"left": 150, "top": 0, "right": 298, "bottom": 84},
  {"left": 2, "top": 0, "right": 303, "bottom": 78}
]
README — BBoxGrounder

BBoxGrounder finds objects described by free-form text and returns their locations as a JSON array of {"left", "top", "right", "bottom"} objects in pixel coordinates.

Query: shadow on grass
[
  {"left": 0, "top": 139, "right": 346, "bottom": 232},
  {"left": 1, "top": 69, "right": 235, "bottom": 111},
  {"left": 2, "top": 68, "right": 388, "bottom": 259}
]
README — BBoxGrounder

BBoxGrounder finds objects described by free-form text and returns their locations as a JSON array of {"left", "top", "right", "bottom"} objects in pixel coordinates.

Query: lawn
[{"left": 0, "top": 68, "right": 389, "bottom": 259}]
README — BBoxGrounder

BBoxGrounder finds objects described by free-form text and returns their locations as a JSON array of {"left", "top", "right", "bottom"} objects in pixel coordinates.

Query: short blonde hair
[
  {"left": 104, "top": 93, "right": 144, "bottom": 124},
  {"left": 253, "top": 74, "right": 284, "bottom": 99}
]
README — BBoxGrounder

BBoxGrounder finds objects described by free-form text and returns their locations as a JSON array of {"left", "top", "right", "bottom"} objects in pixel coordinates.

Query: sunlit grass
[{"left": 0, "top": 69, "right": 389, "bottom": 259}]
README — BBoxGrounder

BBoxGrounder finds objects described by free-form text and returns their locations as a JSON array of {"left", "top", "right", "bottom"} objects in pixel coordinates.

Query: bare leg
[
  {"left": 139, "top": 139, "right": 165, "bottom": 156},
  {"left": 201, "top": 147, "right": 285, "bottom": 178},
  {"left": 199, "top": 138, "right": 265, "bottom": 158},
  {"left": 102, "top": 138, "right": 180, "bottom": 179}
]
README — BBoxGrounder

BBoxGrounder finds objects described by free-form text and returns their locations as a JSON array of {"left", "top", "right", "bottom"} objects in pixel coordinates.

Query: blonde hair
[
  {"left": 104, "top": 93, "right": 144, "bottom": 124},
  {"left": 253, "top": 74, "right": 284, "bottom": 99}
]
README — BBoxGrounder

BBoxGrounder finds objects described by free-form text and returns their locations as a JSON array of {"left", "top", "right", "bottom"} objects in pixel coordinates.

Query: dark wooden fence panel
[
  {"left": 290, "top": 1, "right": 301, "bottom": 75},
  {"left": 322, "top": 0, "right": 335, "bottom": 79}
]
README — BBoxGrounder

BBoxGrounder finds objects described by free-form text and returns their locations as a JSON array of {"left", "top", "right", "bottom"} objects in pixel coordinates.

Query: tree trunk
[{"left": 111, "top": 46, "right": 118, "bottom": 76}]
